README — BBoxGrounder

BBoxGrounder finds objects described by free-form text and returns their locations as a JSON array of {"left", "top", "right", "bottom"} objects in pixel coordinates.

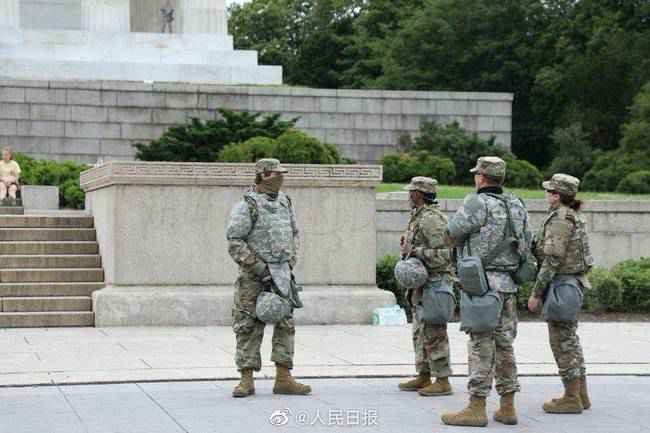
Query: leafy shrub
[
  {"left": 611, "top": 258, "right": 650, "bottom": 313},
  {"left": 218, "top": 137, "right": 277, "bottom": 162},
  {"left": 376, "top": 255, "right": 410, "bottom": 317},
  {"left": 412, "top": 122, "right": 510, "bottom": 185},
  {"left": 382, "top": 151, "right": 455, "bottom": 183},
  {"left": 504, "top": 157, "right": 543, "bottom": 189},
  {"left": 274, "top": 130, "right": 342, "bottom": 164},
  {"left": 616, "top": 170, "right": 650, "bottom": 194},
  {"left": 587, "top": 268, "right": 624, "bottom": 312},
  {"left": 13, "top": 154, "right": 88, "bottom": 209},
  {"left": 134, "top": 109, "right": 297, "bottom": 162},
  {"left": 583, "top": 150, "right": 650, "bottom": 192},
  {"left": 218, "top": 130, "right": 345, "bottom": 164}
]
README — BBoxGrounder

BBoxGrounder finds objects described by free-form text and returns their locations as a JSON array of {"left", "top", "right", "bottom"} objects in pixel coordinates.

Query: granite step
[
  {"left": 0, "top": 241, "right": 99, "bottom": 255},
  {"left": 0, "top": 206, "right": 24, "bottom": 215},
  {"left": 0, "top": 228, "right": 96, "bottom": 241},
  {"left": 1, "top": 296, "right": 91, "bottom": 312},
  {"left": 0, "top": 311, "right": 94, "bottom": 327},
  {"left": 0, "top": 255, "right": 101, "bottom": 269},
  {"left": 0, "top": 216, "right": 94, "bottom": 228},
  {"left": 0, "top": 282, "right": 103, "bottom": 297},
  {"left": 0, "top": 268, "right": 104, "bottom": 283}
]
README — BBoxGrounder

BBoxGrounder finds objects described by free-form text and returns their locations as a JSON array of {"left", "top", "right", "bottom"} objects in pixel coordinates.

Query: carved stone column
[
  {"left": 81, "top": 0, "right": 131, "bottom": 32},
  {"left": 0, "top": 0, "right": 21, "bottom": 29},
  {"left": 180, "top": 0, "right": 227, "bottom": 34}
]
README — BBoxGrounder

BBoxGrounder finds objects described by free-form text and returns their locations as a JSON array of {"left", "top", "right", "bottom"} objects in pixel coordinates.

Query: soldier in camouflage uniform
[
  {"left": 441, "top": 157, "right": 532, "bottom": 427},
  {"left": 528, "top": 173, "right": 593, "bottom": 414},
  {"left": 226, "top": 158, "right": 311, "bottom": 398},
  {"left": 397, "top": 177, "right": 454, "bottom": 397}
]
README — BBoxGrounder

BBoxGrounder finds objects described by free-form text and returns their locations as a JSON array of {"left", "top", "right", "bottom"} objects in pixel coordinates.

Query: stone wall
[
  {"left": 0, "top": 79, "right": 513, "bottom": 165},
  {"left": 377, "top": 192, "right": 650, "bottom": 269}
]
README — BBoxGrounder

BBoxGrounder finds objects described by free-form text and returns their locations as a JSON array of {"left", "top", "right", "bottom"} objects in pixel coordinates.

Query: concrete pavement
[
  {"left": 1, "top": 376, "right": 649, "bottom": 433},
  {"left": 0, "top": 322, "right": 648, "bottom": 387}
]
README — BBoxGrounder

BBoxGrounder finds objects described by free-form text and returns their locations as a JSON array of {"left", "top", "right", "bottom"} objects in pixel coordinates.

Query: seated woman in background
[{"left": 0, "top": 147, "right": 21, "bottom": 205}]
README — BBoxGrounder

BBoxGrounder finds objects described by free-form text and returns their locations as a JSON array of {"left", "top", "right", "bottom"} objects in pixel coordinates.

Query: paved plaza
[
  {"left": 1, "top": 376, "right": 649, "bottom": 433},
  {"left": 0, "top": 322, "right": 648, "bottom": 432}
]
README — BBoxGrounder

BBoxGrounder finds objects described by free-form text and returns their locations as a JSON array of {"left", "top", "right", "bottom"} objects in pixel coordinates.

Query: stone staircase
[{"left": 0, "top": 211, "right": 103, "bottom": 327}]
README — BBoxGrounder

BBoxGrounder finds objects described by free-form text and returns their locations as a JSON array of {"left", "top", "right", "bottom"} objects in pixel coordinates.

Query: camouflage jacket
[
  {"left": 447, "top": 189, "right": 531, "bottom": 293},
  {"left": 532, "top": 204, "right": 593, "bottom": 297},
  {"left": 226, "top": 190, "right": 299, "bottom": 275},
  {"left": 403, "top": 203, "right": 451, "bottom": 276}
]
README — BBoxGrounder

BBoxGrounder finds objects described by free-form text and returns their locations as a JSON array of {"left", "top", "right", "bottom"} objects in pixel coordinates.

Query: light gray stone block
[
  {"left": 152, "top": 109, "right": 187, "bottom": 124},
  {"left": 67, "top": 89, "right": 102, "bottom": 106},
  {"left": 99, "top": 139, "right": 136, "bottom": 157},
  {"left": 120, "top": 124, "right": 167, "bottom": 140},
  {"left": 17, "top": 120, "right": 65, "bottom": 137},
  {"left": 165, "top": 93, "right": 199, "bottom": 109},
  {"left": 21, "top": 185, "right": 59, "bottom": 210},
  {"left": 337, "top": 98, "right": 364, "bottom": 113},
  {"left": 319, "top": 97, "right": 338, "bottom": 113},
  {"left": 30, "top": 104, "right": 69, "bottom": 121},
  {"left": 353, "top": 114, "right": 382, "bottom": 130},
  {"left": 0, "top": 87, "right": 25, "bottom": 103},
  {"left": 383, "top": 99, "right": 402, "bottom": 114},
  {"left": 68, "top": 106, "right": 108, "bottom": 122},
  {"left": 1, "top": 102, "right": 30, "bottom": 119},
  {"left": 0, "top": 120, "right": 18, "bottom": 135},
  {"left": 50, "top": 138, "right": 101, "bottom": 155},
  {"left": 116, "top": 92, "right": 166, "bottom": 108},
  {"left": 108, "top": 108, "right": 153, "bottom": 124},
  {"left": 65, "top": 122, "right": 121, "bottom": 139}
]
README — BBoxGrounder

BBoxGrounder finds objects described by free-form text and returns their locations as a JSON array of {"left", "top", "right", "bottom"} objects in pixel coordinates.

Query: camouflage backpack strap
[
  {"left": 243, "top": 192, "right": 260, "bottom": 226},
  {"left": 480, "top": 193, "right": 518, "bottom": 267}
]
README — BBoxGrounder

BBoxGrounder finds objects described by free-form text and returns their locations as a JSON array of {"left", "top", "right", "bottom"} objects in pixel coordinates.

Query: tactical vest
[
  {"left": 536, "top": 205, "right": 593, "bottom": 274},
  {"left": 404, "top": 204, "right": 450, "bottom": 275},
  {"left": 462, "top": 193, "right": 528, "bottom": 272},
  {"left": 245, "top": 192, "right": 295, "bottom": 264}
]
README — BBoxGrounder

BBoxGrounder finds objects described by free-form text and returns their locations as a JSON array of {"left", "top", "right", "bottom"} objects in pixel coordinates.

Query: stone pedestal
[
  {"left": 80, "top": 162, "right": 395, "bottom": 326},
  {"left": 81, "top": 0, "right": 130, "bottom": 32},
  {"left": 181, "top": 0, "right": 227, "bottom": 34}
]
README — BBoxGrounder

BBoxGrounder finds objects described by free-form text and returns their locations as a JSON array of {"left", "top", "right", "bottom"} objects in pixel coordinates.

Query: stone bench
[{"left": 20, "top": 185, "right": 59, "bottom": 210}]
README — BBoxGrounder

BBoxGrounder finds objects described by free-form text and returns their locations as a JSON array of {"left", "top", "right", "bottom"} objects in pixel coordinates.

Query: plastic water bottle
[{"left": 372, "top": 305, "right": 407, "bottom": 326}]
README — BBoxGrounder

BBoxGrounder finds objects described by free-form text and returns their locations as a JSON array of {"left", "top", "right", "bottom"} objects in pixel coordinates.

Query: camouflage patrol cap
[
  {"left": 255, "top": 158, "right": 288, "bottom": 175},
  {"left": 256, "top": 291, "right": 292, "bottom": 324},
  {"left": 470, "top": 156, "right": 506, "bottom": 178},
  {"left": 542, "top": 173, "right": 580, "bottom": 196},
  {"left": 403, "top": 176, "right": 438, "bottom": 193}
]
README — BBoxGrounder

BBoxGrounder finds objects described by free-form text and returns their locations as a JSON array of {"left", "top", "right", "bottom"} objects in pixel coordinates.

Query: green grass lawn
[{"left": 376, "top": 183, "right": 650, "bottom": 200}]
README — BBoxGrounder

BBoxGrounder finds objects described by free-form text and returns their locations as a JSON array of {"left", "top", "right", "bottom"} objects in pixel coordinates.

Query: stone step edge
[{"left": 0, "top": 254, "right": 101, "bottom": 258}]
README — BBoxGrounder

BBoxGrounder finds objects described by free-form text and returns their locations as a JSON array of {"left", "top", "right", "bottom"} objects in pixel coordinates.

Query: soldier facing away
[
  {"left": 397, "top": 177, "right": 454, "bottom": 397},
  {"left": 528, "top": 173, "right": 593, "bottom": 414},
  {"left": 441, "top": 156, "right": 532, "bottom": 427},
  {"left": 226, "top": 158, "right": 311, "bottom": 398}
]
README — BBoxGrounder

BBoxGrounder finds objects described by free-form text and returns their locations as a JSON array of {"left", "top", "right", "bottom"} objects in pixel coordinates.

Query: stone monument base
[
  {"left": 0, "top": 30, "right": 282, "bottom": 85},
  {"left": 92, "top": 285, "right": 396, "bottom": 326}
]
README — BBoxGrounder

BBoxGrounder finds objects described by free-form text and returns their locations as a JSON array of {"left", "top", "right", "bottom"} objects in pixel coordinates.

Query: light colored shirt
[{"left": 0, "top": 160, "right": 21, "bottom": 179}]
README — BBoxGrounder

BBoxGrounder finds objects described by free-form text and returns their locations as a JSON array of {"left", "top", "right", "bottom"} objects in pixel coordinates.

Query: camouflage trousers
[
  {"left": 548, "top": 320, "right": 586, "bottom": 383},
  {"left": 467, "top": 292, "right": 521, "bottom": 398},
  {"left": 232, "top": 269, "right": 294, "bottom": 372},
  {"left": 411, "top": 308, "right": 452, "bottom": 378}
]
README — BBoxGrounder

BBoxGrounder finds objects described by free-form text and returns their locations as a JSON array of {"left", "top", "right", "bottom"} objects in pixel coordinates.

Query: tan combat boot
[
  {"left": 398, "top": 372, "right": 432, "bottom": 391},
  {"left": 273, "top": 365, "right": 312, "bottom": 395},
  {"left": 493, "top": 392, "right": 517, "bottom": 425},
  {"left": 232, "top": 369, "right": 255, "bottom": 398},
  {"left": 418, "top": 376, "right": 452, "bottom": 396},
  {"left": 580, "top": 375, "right": 591, "bottom": 410},
  {"left": 543, "top": 377, "right": 583, "bottom": 414},
  {"left": 441, "top": 396, "right": 488, "bottom": 427}
]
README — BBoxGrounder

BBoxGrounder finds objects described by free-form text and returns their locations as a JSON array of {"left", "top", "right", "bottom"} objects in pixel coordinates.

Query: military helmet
[
  {"left": 256, "top": 291, "right": 292, "bottom": 324},
  {"left": 394, "top": 257, "right": 428, "bottom": 289}
]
